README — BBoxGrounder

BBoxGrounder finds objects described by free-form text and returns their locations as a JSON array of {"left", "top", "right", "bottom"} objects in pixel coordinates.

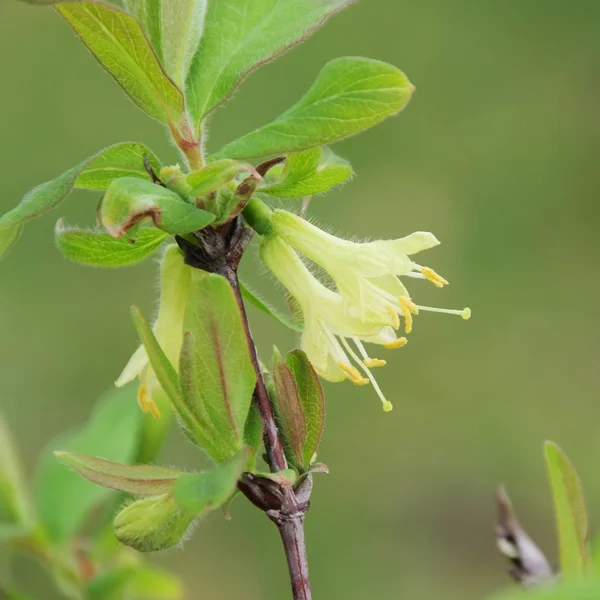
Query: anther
[
  {"left": 384, "top": 337, "right": 408, "bottom": 350},
  {"left": 137, "top": 385, "right": 161, "bottom": 420},
  {"left": 398, "top": 296, "right": 419, "bottom": 334},
  {"left": 338, "top": 361, "right": 367, "bottom": 385},
  {"left": 420, "top": 267, "right": 449, "bottom": 288},
  {"left": 386, "top": 305, "right": 400, "bottom": 330},
  {"left": 364, "top": 358, "right": 386, "bottom": 368}
]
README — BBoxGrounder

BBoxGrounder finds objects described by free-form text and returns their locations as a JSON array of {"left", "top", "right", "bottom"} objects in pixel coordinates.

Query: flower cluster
[{"left": 261, "top": 210, "right": 470, "bottom": 411}]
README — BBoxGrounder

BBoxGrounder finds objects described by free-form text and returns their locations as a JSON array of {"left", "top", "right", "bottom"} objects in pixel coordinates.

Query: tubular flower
[
  {"left": 261, "top": 235, "right": 410, "bottom": 412},
  {"left": 116, "top": 245, "right": 192, "bottom": 419},
  {"left": 270, "top": 210, "right": 470, "bottom": 334}
]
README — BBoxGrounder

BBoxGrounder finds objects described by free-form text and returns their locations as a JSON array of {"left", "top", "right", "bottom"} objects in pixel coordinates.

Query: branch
[{"left": 176, "top": 220, "right": 313, "bottom": 600}]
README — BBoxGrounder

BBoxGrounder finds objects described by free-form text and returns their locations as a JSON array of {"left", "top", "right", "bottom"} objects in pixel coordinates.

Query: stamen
[
  {"left": 364, "top": 358, "right": 386, "bottom": 368},
  {"left": 384, "top": 337, "right": 408, "bottom": 350},
  {"left": 420, "top": 266, "right": 449, "bottom": 288},
  {"left": 398, "top": 296, "right": 419, "bottom": 334},
  {"left": 416, "top": 305, "right": 472, "bottom": 320},
  {"left": 340, "top": 337, "right": 392, "bottom": 412},
  {"left": 337, "top": 361, "right": 369, "bottom": 386},
  {"left": 386, "top": 305, "right": 400, "bottom": 330},
  {"left": 137, "top": 385, "right": 161, "bottom": 420}
]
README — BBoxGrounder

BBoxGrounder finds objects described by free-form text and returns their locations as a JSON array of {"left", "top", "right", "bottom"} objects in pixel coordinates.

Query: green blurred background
[{"left": 1, "top": 1, "right": 600, "bottom": 598}]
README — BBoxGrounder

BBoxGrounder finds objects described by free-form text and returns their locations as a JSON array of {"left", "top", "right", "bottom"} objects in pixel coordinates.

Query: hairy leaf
[
  {"left": 179, "top": 272, "right": 256, "bottom": 463},
  {"left": 123, "top": 0, "right": 162, "bottom": 60},
  {"left": 261, "top": 147, "right": 352, "bottom": 198},
  {"left": 174, "top": 449, "right": 247, "bottom": 515},
  {"left": 239, "top": 280, "right": 302, "bottom": 332},
  {"left": 56, "top": 1, "right": 184, "bottom": 125},
  {"left": 186, "top": 0, "right": 354, "bottom": 128},
  {"left": 56, "top": 223, "right": 168, "bottom": 267},
  {"left": 285, "top": 350, "right": 325, "bottom": 467},
  {"left": 75, "top": 142, "right": 162, "bottom": 190},
  {"left": 214, "top": 57, "right": 414, "bottom": 159},
  {"left": 35, "top": 385, "right": 142, "bottom": 543},
  {"left": 100, "top": 177, "right": 214, "bottom": 237},
  {"left": 0, "top": 143, "right": 161, "bottom": 259},
  {"left": 187, "top": 160, "right": 257, "bottom": 197},
  {"left": 545, "top": 441, "right": 590, "bottom": 578},
  {"left": 161, "top": 0, "right": 207, "bottom": 87},
  {"left": 55, "top": 452, "right": 182, "bottom": 496}
]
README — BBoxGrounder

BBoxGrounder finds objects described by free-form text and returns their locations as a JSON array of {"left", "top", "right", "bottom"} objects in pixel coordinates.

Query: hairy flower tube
[
  {"left": 270, "top": 210, "right": 470, "bottom": 334},
  {"left": 261, "top": 235, "right": 414, "bottom": 412},
  {"left": 116, "top": 245, "right": 192, "bottom": 418}
]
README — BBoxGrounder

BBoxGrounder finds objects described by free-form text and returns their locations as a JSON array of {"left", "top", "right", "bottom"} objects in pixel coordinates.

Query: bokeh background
[{"left": 1, "top": 1, "right": 599, "bottom": 598}]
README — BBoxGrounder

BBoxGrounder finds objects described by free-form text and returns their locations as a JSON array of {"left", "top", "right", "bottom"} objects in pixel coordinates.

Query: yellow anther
[
  {"left": 355, "top": 378, "right": 370, "bottom": 386},
  {"left": 363, "top": 358, "right": 387, "bottom": 368},
  {"left": 386, "top": 305, "right": 400, "bottom": 330},
  {"left": 137, "top": 385, "right": 161, "bottom": 420},
  {"left": 398, "top": 296, "right": 419, "bottom": 334},
  {"left": 384, "top": 337, "right": 408, "bottom": 350},
  {"left": 337, "top": 361, "right": 366, "bottom": 384},
  {"left": 421, "top": 266, "right": 449, "bottom": 288}
]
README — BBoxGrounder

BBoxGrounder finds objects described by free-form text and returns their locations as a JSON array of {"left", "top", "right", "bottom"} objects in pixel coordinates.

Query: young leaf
[
  {"left": 56, "top": 223, "right": 168, "bottom": 267},
  {"left": 55, "top": 452, "right": 182, "bottom": 496},
  {"left": 186, "top": 0, "right": 354, "bottom": 128},
  {"left": 239, "top": 280, "right": 302, "bottom": 332},
  {"left": 114, "top": 494, "right": 194, "bottom": 552},
  {"left": 261, "top": 147, "right": 352, "bottom": 198},
  {"left": 74, "top": 142, "right": 162, "bottom": 191},
  {"left": 0, "top": 143, "right": 161, "bottom": 259},
  {"left": 544, "top": 441, "right": 590, "bottom": 579},
  {"left": 179, "top": 272, "right": 257, "bottom": 463},
  {"left": 173, "top": 449, "right": 247, "bottom": 515},
  {"left": 160, "top": 0, "right": 207, "bottom": 87},
  {"left": 34, "top": 384, "right": 142, "bottom": 544},
  {"left": 273, "top": 348, "right": 306, "bottom": 470},
  {"left": 285, "top": 350, "right": 325, "bottom": 468},
  {"left": 187, "top": 160, "right": 257, "bottom": 198},
  {"left": 0, "top": 226, "right": 22, "bottom": 262},
  {"left": 87, "top": 564, "right": 183, "bottom": 600},
  {"left": 123, "top": 0, "right": 162, "bottom": 60},
  {"left": 244, "top": 404, "right": 263, "bottom": 470},
  {"left": 213, "top": 57, "right": 414, "bottom": 159},
  {"left": 100, "top": 177, "right": 214, "bottom": 237},
  {"left": 56, "top": 1, "right": 185, "bottom": 125},
  {"left": 130, "top": 306, "right": 220, "bottom": 460}
]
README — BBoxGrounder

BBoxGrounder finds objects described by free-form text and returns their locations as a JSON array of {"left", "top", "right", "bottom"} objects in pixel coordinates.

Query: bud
[{"left": 114, "top": 494, "right": 194, "bottom": 553}]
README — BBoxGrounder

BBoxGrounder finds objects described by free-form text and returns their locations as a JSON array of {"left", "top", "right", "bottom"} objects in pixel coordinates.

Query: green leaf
[
  {"left": 179, "top": 272, "right": 257, "bottom": 463},
  {"left": 55, "top": 453, "right": 182, "bottom": 496},
  {"left": 56, "top": 1, "right": 185, "bottom": 125},
  {"left": 0, "top": 413, "right": 35, "bottom": 527},
  {"left": 100, "top": 177, "right": 214, "bottom": 237},
  {"left": 75, "top": 142, "right": 162, "bottom": 191},
  {"left": 0, "top": 226, "right": 23, "bottom": 262},
  {"left": 489, "top": 578, "right": 600, "bottom": 600},
  {"left": 56, "top": 223, "right": 168, "bottom": 267},
  {"left": 160, "top": 0, "right": 207, "bottom": 88},
  {"left": 239, "top": 279, "right": 302, "bottom": 332},
  {"left": 544, "top": 441, "right": 590, "bottom": 578},
  {"left": 273, "top": 348, "right": 306, "bottom": 470},
  {"left": 213, "top": 57, "right": 414, "bottom": 159},
  {"left": 87, "top": 564, "right": 183, "bottom": 600},
  {"left": 123, "top": 0, "right": 162, "bottom": 60},
  {"left": 173, "top": 449, "right": 247, "bottom": 515},
  {"left": 34, "top": 384, "right": 142, "bottom": 544},
  {"left": 187, "top": 160, "right": 256, "bottom": 198},
  {"left": 0, "top": 143, "right": 161, "bottom": 259},
  {"left": 114, "top": 494, "right": 193, "bottom": 552},
  {"left": 285, "top": 350, "right": 325, "bottom": 468},
  {"left": 261, "top": 147, "right": 352, "bottom": 198},
  {"left": 243, "top": 404, "right": 263, "bottom": 471},
  {"left": 186, "top": 0, "right": 354, "bottom": 128}
]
